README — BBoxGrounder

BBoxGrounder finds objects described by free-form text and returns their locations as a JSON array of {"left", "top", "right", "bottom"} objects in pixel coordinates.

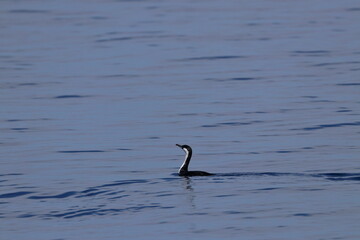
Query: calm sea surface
[{"left": 1, "top": 0, "right": 360, "bottom": 239}]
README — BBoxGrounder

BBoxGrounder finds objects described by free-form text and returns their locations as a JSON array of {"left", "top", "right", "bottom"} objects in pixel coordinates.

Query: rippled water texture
[{"left": 1, "top": 0, "right": 360, "bottom": 239}]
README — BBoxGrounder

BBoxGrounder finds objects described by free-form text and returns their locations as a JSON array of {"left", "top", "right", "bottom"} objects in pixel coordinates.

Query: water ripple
[
  {"left": 21, "top": 179, "right": 149, "bottom": 202},
  {"left": 76, "top": 190, "right": 109, "bottom": 198},
  {"left": 54, "top": 95, "right": 89, "bottom": 99},
  {"left": 202, "top": 121, "right": 262, "bottom": 128},
  {"left": 293, "top": 50, "right": 330, "bottom": 54},
  {"left": 311, "top": 61, "right": 360, "bottom": 67},
  {"left": 346, "top": 8, "right": 360, "bottom": 11},
  {"left": 211, "top": 172, "right": 360, "bottom": 182},
  {"left": 57, "top": 150, "right": 105, "bottom": 153},
  {"left": 28, "top": 191, "right": 77, "bottom": 199},
  {"left": 336, "top": 83, "right": 360, "bottom": 86},
  {"left": 97, "top": 179, "right": 148, "bottom": 188},
  {"left": 0, "top": 191, "right": 34, "bottom": 198},
  {"left": 95, "top": 34, "right": 183, "bottom": 43},
  {"left": 9, "top": 9, "right": 50, "bottom": 14},
  {"left": 177, "top": 55, "right": 246, "bottom": 61},
  {"left": 0, "top": 173, "right": 23, "bottom": 177},
  {"left": 293, "top": 121, "right": 360, "bottom": 131},
  {"left": 316, "top": 173, "right": 360, "bottom": 181},
  {"left": 96, "top": 37, "right": 133, "bottom": 42},
  {"left": 205, "top": 77, "right": 259, "bottom": 82},
  {"left": 42, "top": 205, "right": 172, "bottom": 219}
]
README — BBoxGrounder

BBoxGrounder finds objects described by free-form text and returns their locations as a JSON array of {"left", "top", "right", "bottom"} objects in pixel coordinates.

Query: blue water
[{"left": 1, "top": 0, "right": 360, "bottom": 239}]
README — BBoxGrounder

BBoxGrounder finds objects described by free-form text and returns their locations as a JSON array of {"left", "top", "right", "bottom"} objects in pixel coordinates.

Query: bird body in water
[{"left": 176, "top": 144, "right": 213, "bottom": 176}]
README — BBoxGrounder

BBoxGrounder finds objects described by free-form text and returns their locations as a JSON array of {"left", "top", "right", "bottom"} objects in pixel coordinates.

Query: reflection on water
[{"left": 1, "top": 0, "right": 360, "bottom": 239}]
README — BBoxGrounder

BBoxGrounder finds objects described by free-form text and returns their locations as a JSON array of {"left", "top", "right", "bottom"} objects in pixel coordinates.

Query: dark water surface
[{"left": 1, "top": 0, "right": 360, "bottom": 239}]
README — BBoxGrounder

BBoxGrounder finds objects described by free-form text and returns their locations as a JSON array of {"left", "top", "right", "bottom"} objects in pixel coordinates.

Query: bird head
[{"left": 176, "top": 144, "right": 192, "bottom": 152}]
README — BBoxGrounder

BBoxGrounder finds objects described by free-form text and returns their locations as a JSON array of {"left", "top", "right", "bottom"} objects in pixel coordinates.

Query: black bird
[{"left": 176, "top": 144, "right": 213, "bottom": 176}]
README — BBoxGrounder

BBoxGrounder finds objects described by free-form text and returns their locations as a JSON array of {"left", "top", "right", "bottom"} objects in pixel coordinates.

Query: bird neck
[{"left": 179, "top": 149, "right": 192, "bottom": 173}]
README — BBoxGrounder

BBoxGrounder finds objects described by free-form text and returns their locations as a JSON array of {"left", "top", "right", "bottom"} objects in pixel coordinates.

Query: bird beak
[{"left": 175, "top": 144, "right": 182, "bottom": 148}]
